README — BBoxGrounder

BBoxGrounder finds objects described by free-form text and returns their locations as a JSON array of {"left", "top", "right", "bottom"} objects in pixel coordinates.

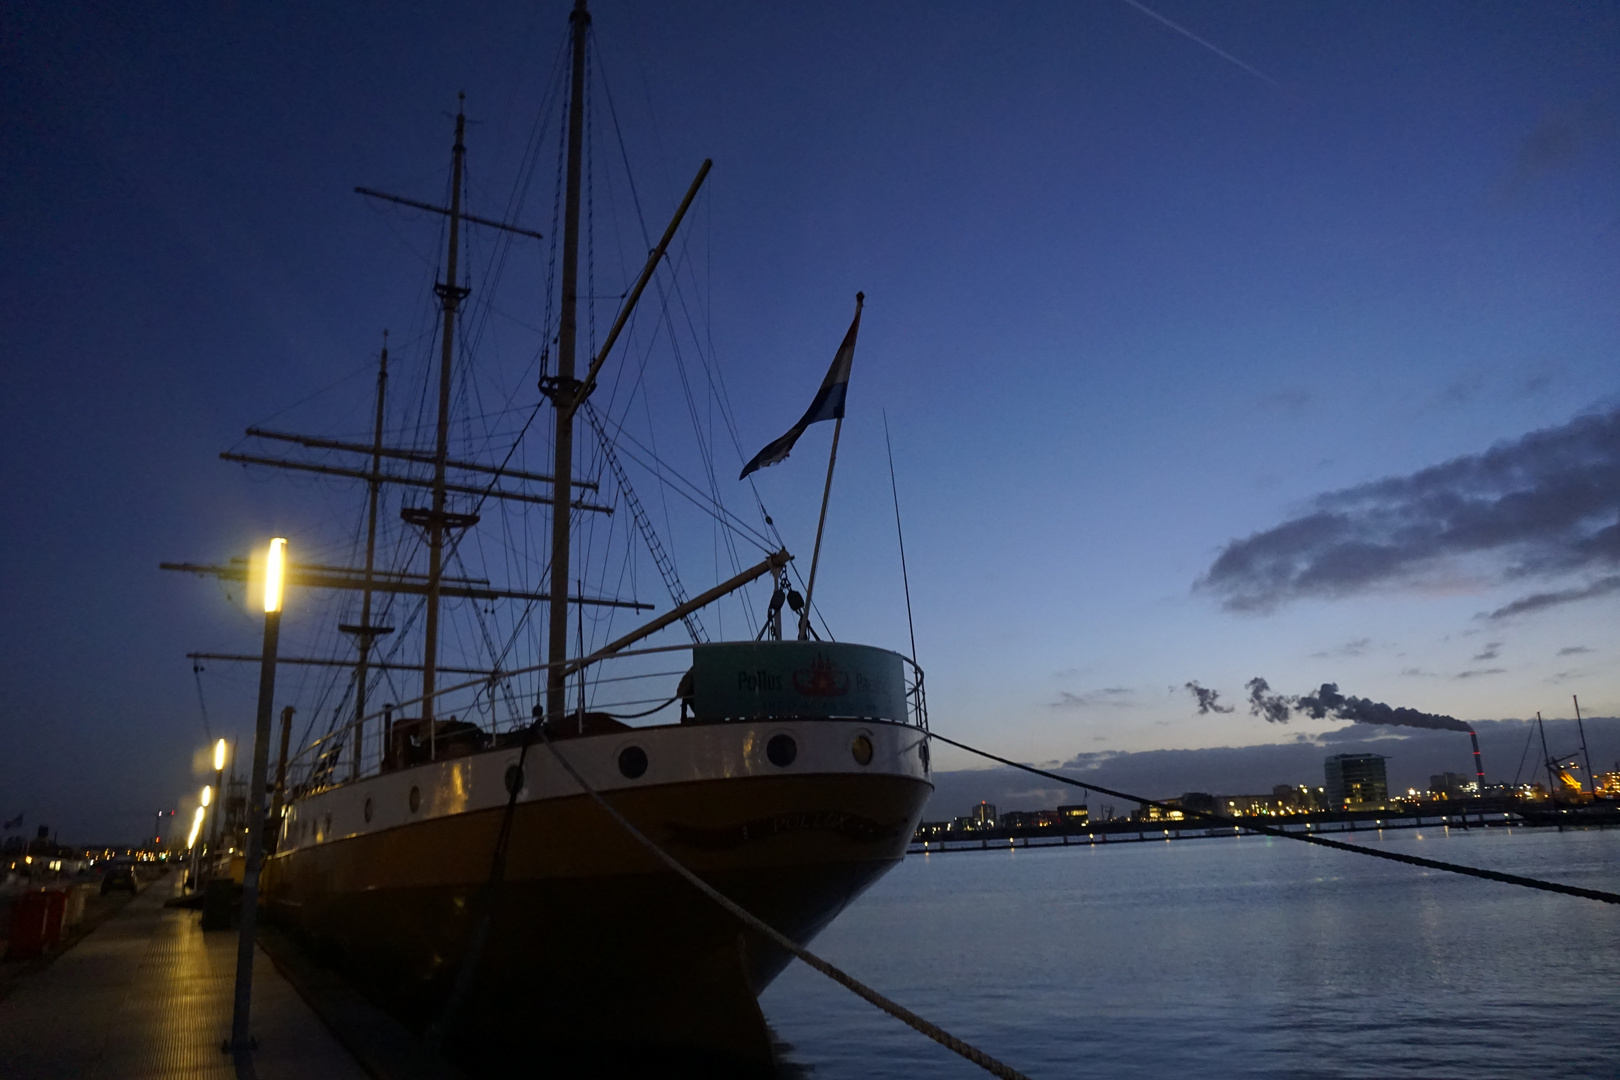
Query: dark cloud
[
  {"left": 1184, "top": 680, "right": 1234, "bottom": 715},
  {"left": 1472, "top": 642, "right": 1501, "bottom": 662},
  {"left": 1199, "top": 408, "right": 1620, "bottom": 613},
  {"left": 1486, "top": 574, "right": 1620, "bottom": 620},
  {"left": 1453, "top": 668, "right": 1506, "bottom": 680},
  {"left": 1557, "top": 646, "right": 1591, "bottom": 657}
]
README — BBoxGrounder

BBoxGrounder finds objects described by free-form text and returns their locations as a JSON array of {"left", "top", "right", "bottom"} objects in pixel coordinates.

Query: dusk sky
[{"left": 3, "top": 1, "right": 1617, "bottom": 841}]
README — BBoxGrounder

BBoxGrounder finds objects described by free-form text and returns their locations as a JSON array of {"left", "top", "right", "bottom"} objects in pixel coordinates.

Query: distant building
[
  {"left": 1428, "top": 772, "right": 1473, "bottom": 799},
  {"left": 1057, "top": 804, "right": 1089, "bottom": 827},
  {"left": 1325, "top": 754, "right": 1388, "bottom": 808},
  {"left": 971, "top": 801, "right": 997, "bottom": 829},
  {"left": 1273, "top": 784, "right": 1325, "bottom": 812}
]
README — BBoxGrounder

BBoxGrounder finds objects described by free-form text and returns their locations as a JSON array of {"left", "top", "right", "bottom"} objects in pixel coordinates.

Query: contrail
[{"left": 1119, "top": 0, "right": 1281, "bottom": 88}]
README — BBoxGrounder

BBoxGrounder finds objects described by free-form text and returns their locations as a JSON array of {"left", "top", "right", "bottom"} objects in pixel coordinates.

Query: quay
[
  {"left": 0, "top": 869, "right": 369, "bottom": 1080},
  {"left": 908, "top": 807, "right": 1524, "bottom": 855}
]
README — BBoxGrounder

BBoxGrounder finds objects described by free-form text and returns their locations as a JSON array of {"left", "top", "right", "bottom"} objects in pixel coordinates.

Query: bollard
[{"left": 200, "top": 878, "right": 238, "bottom": 931}]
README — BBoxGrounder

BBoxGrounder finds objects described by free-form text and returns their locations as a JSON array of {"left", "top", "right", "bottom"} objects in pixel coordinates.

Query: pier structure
[{"left": 0, "top": 870, "right": 367, "bottom": 1080}]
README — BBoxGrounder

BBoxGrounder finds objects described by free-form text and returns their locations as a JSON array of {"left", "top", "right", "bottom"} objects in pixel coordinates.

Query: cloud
[
  {"left": 1453, "top": 668, "right": 1506, "bottom": 680},
  {"left": 1198, "top": 408, "right": 1620, "bottom": 613},
  {"left": 1472, "top": 642, "right": 1502, "bottom": 662},
  {"left": 1312, "top": 637, "right": 1372, "bottom": 659},
  {"left": 1050, "top": 688, "right": 1133, "bottom": 710},
  {"left": 1557, "top": 646, "right": 1591, "bottom": 657},
  {"left": 1486, "top": 574, "right": 1620, "bottom": 620},
  {"left": 1400, "top": 667, "right": 1439, "bottom": 678}
]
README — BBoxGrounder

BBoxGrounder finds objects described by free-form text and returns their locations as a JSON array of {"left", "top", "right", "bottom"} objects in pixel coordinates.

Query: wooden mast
[
  {"left": 344, "top": 336, "right": 392, "bottom": 780},
  {"left": 546, "top": 0, "right": 590, "bottom": 725},
  {"left": 419, "top": 98, "right": 471, "bottom": 755}
]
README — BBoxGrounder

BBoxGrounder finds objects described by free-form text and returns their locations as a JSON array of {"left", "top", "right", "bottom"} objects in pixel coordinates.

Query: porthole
[
  {"left": 363, "top": 797, "right": 374, "bottom": 823},
  {"left": 851, "top": 734, "right": 874, "bottom": 766},
  {"left": 408, "top": 786, "right": 422, "bottom": 813},
  {"left": 919, "top": 740, "right": 931, "bottom": 772},
  {"left": 504, "top": 763, "right": 525, "bottom": 795},
  {"left": 618, "top": 745, "right": 648, "bottom": 779},
  {"left": 767, "top": 733, "right": 797, "bottom": 768}
]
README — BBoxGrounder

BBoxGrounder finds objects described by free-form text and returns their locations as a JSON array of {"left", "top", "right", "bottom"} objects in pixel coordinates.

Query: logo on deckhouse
[{"left": 793, "top": 652, "right": 850, "bottom": 698}]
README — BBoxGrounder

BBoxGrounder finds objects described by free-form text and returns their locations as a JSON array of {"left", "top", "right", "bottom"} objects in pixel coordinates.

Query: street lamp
[
  {"left": 230, "top": 537, "right": 286, "bottom": 1058},
  {"left": 210, "top": 738, "right": 227, "bottom": 846},
  {"left": 187, "top": 798, "right": 208, "bottom": 889}
]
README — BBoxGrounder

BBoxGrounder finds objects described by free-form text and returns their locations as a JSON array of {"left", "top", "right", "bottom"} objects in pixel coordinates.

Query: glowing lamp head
[
  {"left": 213, "top": 739, "right": 227, "bottom": 772},
  {"left": 263, "top": 537, "right": 288, "bottom": 613},
  {"left": 200, "top": 785, "right": 212, "bottom": 808},
  {"left": 187, "top": 806, "right": 205, "bottom": 848}
]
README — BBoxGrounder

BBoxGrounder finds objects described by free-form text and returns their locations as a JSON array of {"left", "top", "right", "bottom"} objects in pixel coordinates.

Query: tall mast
[
  {"left": 546, "top": 0, "right": 590, "bottom": 724},
  {"left": 417, "top": 99, "right": 471, "bottom": 749},
  {"left": 344, "top": 336, "right": 392, "bottom": 780}
]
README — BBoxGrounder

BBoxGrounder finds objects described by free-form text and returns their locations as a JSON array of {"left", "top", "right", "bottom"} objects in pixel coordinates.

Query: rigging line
[
  {"left": 926, "top": 731, "right": 1620, "bottom": 907},
  {"left": 191, "top": 663, "right": 214, "bottom": 743},
  {"left": 595, "top": 79, "right": 763, "bottom": 630},
  {"left": 883, "top": 410, "right": 919, "bottom": 666},
  {"left": 538, "top": 732, "right": 1034, "bottom": 1080},
  {"left": 588, "top": 406, "right": 775, "bottom": 549},
  {"left": 1512, "top": 720, "right": 1539, "bottom": 788},
  {"left": 650, "top": 239, "right": 756, "bottom": 617},
  {"left": 653, "top": 241, "right": 753, "bottom": 605},
  {"left": 235, "top": 360, "right": 376, "bottom": 440},
  {"left": 601, "top": 434, "right": 774, "bottom": 553}
]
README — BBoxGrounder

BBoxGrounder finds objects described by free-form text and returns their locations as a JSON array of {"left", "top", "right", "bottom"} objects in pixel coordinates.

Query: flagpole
[{"left": 799, "top": 416, "right": 843, "bottom": 640}]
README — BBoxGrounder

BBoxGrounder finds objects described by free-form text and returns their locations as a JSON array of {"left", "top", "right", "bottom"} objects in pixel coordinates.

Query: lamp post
[
  {"left": 188, "top": 796, "right": 208, "bottom": 889},
  {"left": 229, "top": 537, "right": 285, "bottom": 1058},
  {"left": 209, "top": 738, "right": 227, "bottom": 848}
]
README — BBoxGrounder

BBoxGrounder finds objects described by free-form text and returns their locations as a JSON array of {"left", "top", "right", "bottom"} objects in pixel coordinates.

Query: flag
[
  {"left": 739, "top": 293, "right": 864, "bottom": 479},
  {"left": 3, "top": 813, "right": 22, "bottom": 830}
]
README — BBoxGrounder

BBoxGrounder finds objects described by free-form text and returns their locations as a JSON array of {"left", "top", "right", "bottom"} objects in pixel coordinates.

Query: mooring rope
[
  {"left": 926, "top": 731, "right": 1620, "bottom": 906},
  {"left": 540, "top": 732, "right": 1033, "bottom": 1080}
]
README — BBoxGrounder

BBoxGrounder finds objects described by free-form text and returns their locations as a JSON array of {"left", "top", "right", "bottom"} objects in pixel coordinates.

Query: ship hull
[{"left": 264, "top": 719, "right": 932, "bottom": 1072}]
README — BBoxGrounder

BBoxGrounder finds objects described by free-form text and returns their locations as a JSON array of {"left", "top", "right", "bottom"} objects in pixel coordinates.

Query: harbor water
[{"left": 761, "top": 825, "right": 1620, "bottom": 1079}]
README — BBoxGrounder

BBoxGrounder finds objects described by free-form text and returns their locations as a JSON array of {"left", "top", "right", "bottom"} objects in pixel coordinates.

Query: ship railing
[{"left": 281, "top": 643, "right": 929, "bottom": 795}]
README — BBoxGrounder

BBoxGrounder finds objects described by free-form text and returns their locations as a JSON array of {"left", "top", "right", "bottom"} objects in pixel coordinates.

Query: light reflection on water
[{"left": 762, "top": 827, "right": 1620, "bottom": 1079}]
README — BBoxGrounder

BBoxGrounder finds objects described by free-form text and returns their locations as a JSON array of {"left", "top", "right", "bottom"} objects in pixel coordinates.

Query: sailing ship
[{"left": 166, "top": 1, "right": 933, "bottom": 1072}]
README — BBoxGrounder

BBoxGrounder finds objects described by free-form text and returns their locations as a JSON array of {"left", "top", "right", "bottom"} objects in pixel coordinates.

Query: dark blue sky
[{"left": 3, "top": 2, "right": 1616, "bottom": 840}]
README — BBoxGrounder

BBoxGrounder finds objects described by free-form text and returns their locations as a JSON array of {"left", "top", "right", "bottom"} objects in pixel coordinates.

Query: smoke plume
[
  {"left": 1234, "top": 676, "right": 1473, "bottom": 732},
  {"left": 1184, "top": 681, "right": 1234, "bottom": 715},
  {"left": 1245, "top": 677, "right": 1294, "bottom": 724},
  {"left": 1295, "top": 682, "right": 1471, "bottom": 732}
]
